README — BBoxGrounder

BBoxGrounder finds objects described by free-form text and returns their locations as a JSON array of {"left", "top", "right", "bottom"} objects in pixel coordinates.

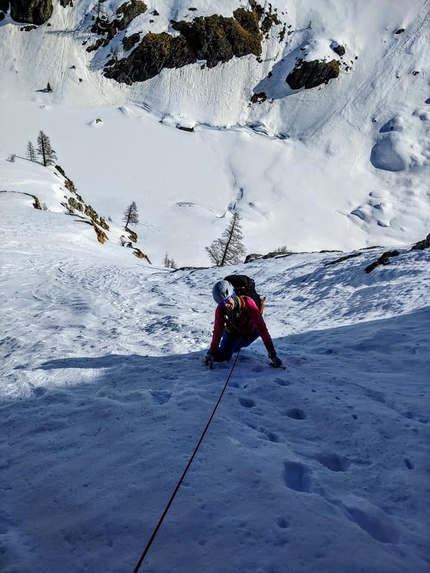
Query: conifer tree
[
  {"left": 37, "top": 131, "right": 57, "bottom": 166},
  {"left": 206, "top": 212, "right": 246, "bottom": 266},
  {"left": 26, "top": 141, "right": 37, "bottom": 162},
  {"left": 123, "top": 201, "right": 139, "bottom": 228}
]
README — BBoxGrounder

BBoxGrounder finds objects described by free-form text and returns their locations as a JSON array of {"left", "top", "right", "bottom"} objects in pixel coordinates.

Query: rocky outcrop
[
  {"left": 91, "top": 0, "right": 147, "bottom": 42},
  {"left": 9, "top": 0, "right": 53, "bottom": 25},
  {"left": 105, "top": 6, "right": 263, "bottom": 84},
  {"left": 105, "top": 32, "right": 194, "bottom": 83},
  {"left": 287, "top": 58, "right": 340, "bottom": 90},
  {"left": 324, "top": 252, "right": 362, "bottom": 266},
  {"left": 364, "top": 250, "right": 400, "bottom": 273},
  {"left": 363, "top": 233, "right": 430, "bottom": 273},
  {"left": 412, "top": 233, "right": 430, "bottom": 250},
  {"left": 57, "top": 165, "right": 110, "bottom": 245},
  {"left": 172, "top": 9, "right": 261, "bottom": 66},
  {"left": 123, "top": 32, "right": 141, "bottom": 52},
  {"left": 331, "top": 44, "right": 345, "bottom": 56}
]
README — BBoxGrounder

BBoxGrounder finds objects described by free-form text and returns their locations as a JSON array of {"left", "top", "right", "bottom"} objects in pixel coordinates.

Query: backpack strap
[{"left": 259, "top": 296, "right": 266, "bottom": 315}]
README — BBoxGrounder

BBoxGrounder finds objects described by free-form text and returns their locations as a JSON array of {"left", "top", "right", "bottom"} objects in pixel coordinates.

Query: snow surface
[
  {"left": 1, "top": 173, "right": 430, "bottom": 573},
  {"left": 1, "top": 1, "right": 430, "bottom": 571}
]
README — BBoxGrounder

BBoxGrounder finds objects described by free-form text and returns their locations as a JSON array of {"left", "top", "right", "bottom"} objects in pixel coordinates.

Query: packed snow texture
[
  {"left": 1, "top": 181, "right": 429, "bottom": 573},
  {"left": 1, "top": 2, "right": 430, "bottom": 571}
]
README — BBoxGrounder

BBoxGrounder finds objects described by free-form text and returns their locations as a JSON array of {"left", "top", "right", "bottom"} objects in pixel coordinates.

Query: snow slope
[
  {"left": 1, "top": 158, "right": 430, "bottom": 572},
  {"left": 1, "top": 0, "right": 429, "bottom": 265},
  {"left": 1, "top": 3, "right": 430, "bottom": 564}
]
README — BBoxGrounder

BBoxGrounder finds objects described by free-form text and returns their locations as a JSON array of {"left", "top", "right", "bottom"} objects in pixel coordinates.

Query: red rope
[{"left": 132, "top": 351, "right": 241, "bottom": 573}]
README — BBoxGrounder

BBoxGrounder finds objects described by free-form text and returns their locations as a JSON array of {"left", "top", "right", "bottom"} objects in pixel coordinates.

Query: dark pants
[{"left": 213, "top": 330, "right": 258, "bottom": 362}]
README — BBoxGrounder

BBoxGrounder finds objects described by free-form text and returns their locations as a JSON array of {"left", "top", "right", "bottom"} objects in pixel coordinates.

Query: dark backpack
[{"left": 224, "top": 274, "right": 265, "bottom": 313}]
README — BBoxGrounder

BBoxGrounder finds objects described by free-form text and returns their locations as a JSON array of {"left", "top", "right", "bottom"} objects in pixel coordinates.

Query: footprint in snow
[
  {"left": 251, "top": 364, "right": 264, "bottom": 373},
  {"left": 343, "top": 497, "right": 399, "bottom": 544},
  {"left": 274, "top": 377, "right": 290, "bottom": 387},
  {"left": 150, "top": 390, "right": 171, "bottom": 405},
  {"left": 285, "top": 408, "right": 307, "bottom": 420},
  {"left": 32, "top": 387, "right": 47, "bottom": 398},
  {"left": 283, "top": 461, "right": 313, "bottom": 493},
  {"left": 259, "top": 428, "right": 280, "bottom": 443},
  {"left": 239, "top": 397, "right": 255, "bottom": 409},
  {"left": 229, "top": 380, "right": 248, "bottom": 389},
  {"left": 244, "top": 420, "right": 280, "bottom": 443},
  {"left": 404, "top": 457, "right": 414, "bottom": 470},
  {"left": 401, "top": 410, "right": 429, "bottom": 424},
  {"left": 276, "top": 517, "right": 290, "bottom": 529},
  {"left": 256, "top": 426, "right": 281, "bottom": 443},
  {"left": 315, "top": 453, "right": 350, "bottom": 472}
]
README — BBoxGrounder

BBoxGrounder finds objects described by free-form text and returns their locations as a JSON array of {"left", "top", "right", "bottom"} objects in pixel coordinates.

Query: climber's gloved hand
[
  {"left": 204, "top": 353, "right": 215, "bottom": 367},
  {"left": 269, "top": 351, "right": 283, "bottom": 368}
]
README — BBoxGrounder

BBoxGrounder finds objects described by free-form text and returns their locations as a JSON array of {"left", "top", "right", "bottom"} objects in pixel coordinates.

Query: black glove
[
  {"left": 268, "top": 351, "right": 283, "bottom": 368},
  {"left": 204, "top": 353, "right": 215, "bottom": 367}
]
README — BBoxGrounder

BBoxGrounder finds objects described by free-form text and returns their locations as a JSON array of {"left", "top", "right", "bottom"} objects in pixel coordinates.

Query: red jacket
[{"left": 210, "top": 296, "right": 275, "bottom": 354}]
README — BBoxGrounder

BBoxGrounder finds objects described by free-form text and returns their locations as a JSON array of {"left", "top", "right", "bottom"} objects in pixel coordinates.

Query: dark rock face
[
  {"left": 105, "top": 7, "right": 262, "bottom": 84},
  {"left": 412, "top": 233, "right": 430, "bottom": 250},
  {"left": 364, "top": 250, "right": 400, "bottom": 273},
  {"left": 9, "top": 0, "right": 53, "bottom": 25},
  {"left": 0, "top": 0, "right": 9, "bottom": 14},
  {"left": 123, "top": 32, "right": 141, "bottom": 52},
  {"left": 251, "top": 91, "right": 267, "bottom": 103},
  {"left": 287, "top": 58, "right": 340, "bottom": 90},
  {"left": 172, "top": 9, "right": 261, "bottom": 66},
  {"left": 332, "top": 44, "right": 345, "bottom": 56},
  {"left": 105, "top": 32, "right": 194, "bottom": 83}
]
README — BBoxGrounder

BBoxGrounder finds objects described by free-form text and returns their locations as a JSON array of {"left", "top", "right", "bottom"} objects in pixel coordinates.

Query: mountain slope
[
  {"left": 1, "top": 0, "right": 429, "bottom": 133},
  {"left": 1, "top": 1, "right": 430, "bottom": 264},
  {"left": 1, "top": 4, "right": 429, "bottom": 570}
]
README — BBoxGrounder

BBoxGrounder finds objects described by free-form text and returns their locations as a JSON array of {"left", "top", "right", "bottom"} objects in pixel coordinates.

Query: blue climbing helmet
[{"left": 212, "top": 280, "right": 235, "bottom": 304}]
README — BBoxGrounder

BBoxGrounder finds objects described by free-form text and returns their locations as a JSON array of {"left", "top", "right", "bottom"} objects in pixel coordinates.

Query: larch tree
[
  {"left": 206, "top": 212, "right": 246, "bottom": 266},
  {"left": 26, "top": 141, "right": 37, "bottom": 162},
  {"left": 37, "top": 131, "right": 57, "bottom": 166},
  {"left": 123, "top": 201, "right": 139, "bottom": 229}
]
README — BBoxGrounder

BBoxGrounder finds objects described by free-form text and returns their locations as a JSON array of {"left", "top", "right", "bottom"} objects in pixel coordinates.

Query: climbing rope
[{"left": 132, "top": 350, "right": 241, "bottom": 573}]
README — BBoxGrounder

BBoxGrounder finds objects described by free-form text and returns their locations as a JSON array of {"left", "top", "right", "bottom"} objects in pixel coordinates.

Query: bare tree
[
  {"left": 26, "top": 141, "right": 37, "bottom": 162},
  {"left": 206, "top": 212, "right": 246, "bottom": 266},
  {"left": 123, "top": 201, "right": 139, "bottom": 228},
  {"left": 163, "top": 253, "right": 177, "bottom": 269},
  {"left": 37, "top": 131, "right": 57, "bottom": 166}
]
